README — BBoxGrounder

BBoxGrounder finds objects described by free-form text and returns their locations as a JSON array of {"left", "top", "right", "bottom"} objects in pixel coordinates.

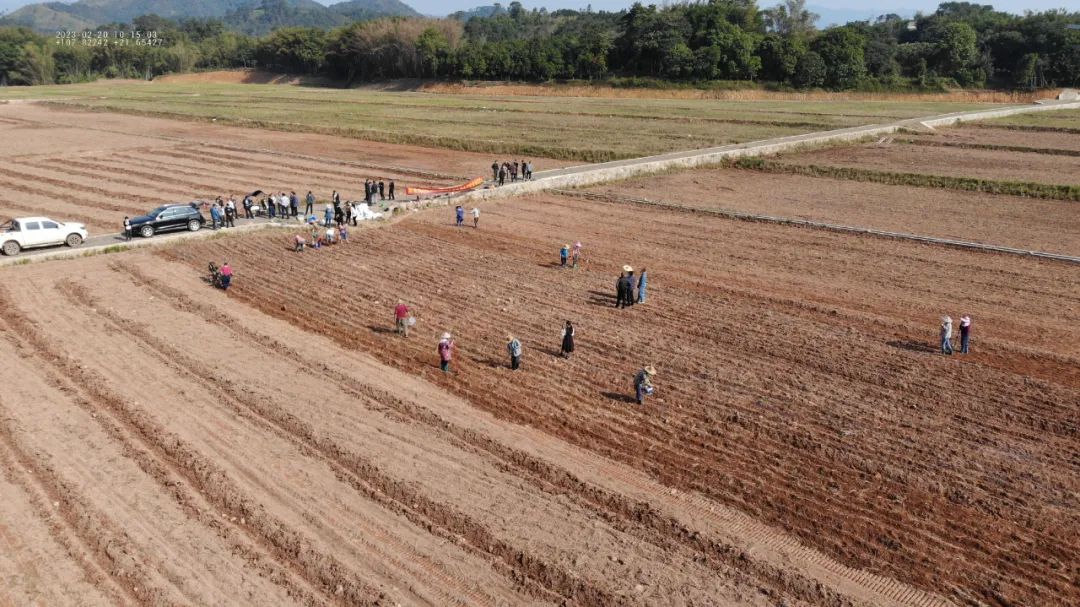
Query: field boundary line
[{"left": 554, "top": 189, "right": 1080, "bottom": 264}]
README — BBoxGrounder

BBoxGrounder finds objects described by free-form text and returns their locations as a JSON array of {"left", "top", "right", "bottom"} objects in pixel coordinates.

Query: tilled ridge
[
  {"left": 6, "top": 283, "right": 385, "bottom": 607},
  {"left": 68, "top": 272, "right": 627, "bottom": 607}
]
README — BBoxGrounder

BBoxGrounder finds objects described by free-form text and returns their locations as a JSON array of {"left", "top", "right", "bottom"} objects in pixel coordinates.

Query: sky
[{"left": 0, "top": 0, "right": 1075, "bottom": 21}]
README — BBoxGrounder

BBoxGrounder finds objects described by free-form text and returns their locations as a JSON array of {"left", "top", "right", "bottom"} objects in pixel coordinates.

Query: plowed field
[
  {"left": 779, "top": 139, "right": 1080, "bottom": 186},
  {"left": 583, "top": 168, "right": 1080, "bottom": 254},
  {"left": 0, "top": 103, "right": 546, "bottom": 233},
  {"left": 158, "top": 193, "right": 1079, "bottom": 606}
]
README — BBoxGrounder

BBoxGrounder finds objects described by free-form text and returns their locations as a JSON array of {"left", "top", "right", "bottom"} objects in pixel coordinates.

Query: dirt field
[
  {"left": 921, "top": 125, "right": 1080, "bottom": 152},
  {"left": 0, "top": 103, "right": 547, "bottom": 233},
  {"left": 152, "top": 193, "right": 1080, "bottom": 607},
  {"left": 778, "top": 139, "right": 1080, "bottom": 186},
  {"left": 2, "top": 94, "right": 1078, "bottom": 607},
  {"left": 584, "top": 168, "right": 1080, "bottom": 254}
]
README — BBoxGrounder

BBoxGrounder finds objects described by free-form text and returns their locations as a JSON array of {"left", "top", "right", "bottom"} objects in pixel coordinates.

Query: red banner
[{"left": 405, "top": 177, "right": 485, "bottom": 196}]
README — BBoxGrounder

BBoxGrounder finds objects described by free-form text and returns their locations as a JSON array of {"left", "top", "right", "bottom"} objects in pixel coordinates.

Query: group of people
[
  {"left": 491, "top": 160, "right": 533, "bottom": 186},
  {"left": 455, "top": 206, "right": 480, "bottom": 228},
  {"left": 559, "top": 242, "right": 584, "bottom": 268},
  {"left": 940, "top": 315, "right": 973, "bottom": 355},
  {"left": 363, "top": 179, "right": 395, "bottom": 203},
  {"left": 294, "top": 221, "right": 349, "bottom": 251},
  {"left": 615, "top": 265, "right": 648, "bottom": 308}
]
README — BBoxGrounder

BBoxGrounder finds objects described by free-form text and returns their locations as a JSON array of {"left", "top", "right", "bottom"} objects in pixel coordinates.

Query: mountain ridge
[{"left": 0, "top": 0, "right": 418, "bottom": 32}]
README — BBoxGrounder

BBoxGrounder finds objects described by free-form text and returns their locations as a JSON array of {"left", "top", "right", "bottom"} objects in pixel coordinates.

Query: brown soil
[
  {"left": 586, "top": 168, "right": 1080, "bottom": 255},
  {"left": 0, "top": 103, "right": 565, "bottom": 233},
  {"left": 926, "top": 126, "right": 1080, "bottom": 152},
  {"left": 779, "top": 139, "right": 1080, "bottom": 187},
  {"left": 154, "top": 69, "right": 329, "bottom": 86},
  {"left": 163, "top": 193, "right": 1079, "bottom": 607}
]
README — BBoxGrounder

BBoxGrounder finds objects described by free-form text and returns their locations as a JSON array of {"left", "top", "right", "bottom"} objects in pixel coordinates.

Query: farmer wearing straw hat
[
  {"left": 506, "top": 334, "right": 522, "bottom": 370},
  {"left": 560, "top": 244, "right": 570, "bottom": 267},
  {"left": 635, "top": 365, "right": 656, "bottom": 405},
  {"left": 625, "top": 266, "right": 636, "bottom": 306},
  {"left": 940, "top": 315, "right": 954, "bottom": 355},
  {"left": 616, "top": 266, "right": 634, "bottom": 309},
  {"left": 571, "top": 241, "right": 582, "bottom": 268},
  {"left": 438, "top": 333, "right": 455, "bottom": 373},
  {"left": 395, "top": 300, "right": 411, "bottom": 337}
]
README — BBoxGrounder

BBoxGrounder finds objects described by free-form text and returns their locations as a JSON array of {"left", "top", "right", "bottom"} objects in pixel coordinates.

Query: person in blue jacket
[{"left": 637, "top": 268, "right": 648, "bottom": 304}]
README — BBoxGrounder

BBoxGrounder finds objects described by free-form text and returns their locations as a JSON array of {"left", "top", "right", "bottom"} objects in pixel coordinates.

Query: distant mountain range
[{"left": 0, "top": 0, "right": 419, "bottom": 33}]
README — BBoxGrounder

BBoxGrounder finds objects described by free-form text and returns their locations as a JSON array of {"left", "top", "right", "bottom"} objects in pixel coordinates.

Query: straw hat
[
  {"left": 564, "top": 243, "right": 570, "bottom": 248},
  {"left": 441, "top": 332, "right": 451, "bottom": 341},
  {"left": 623, "top": 265, "right": 633, "bottom": 272},
  {"left": 644, "top": 365, "right": 657, "bottom": 375},
  {"left": 941, "top": 315, "right": 952, "bottom": 323}
]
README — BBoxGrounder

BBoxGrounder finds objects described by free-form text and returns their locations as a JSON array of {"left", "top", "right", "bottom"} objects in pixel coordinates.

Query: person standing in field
[
  {"left": 634, "top": 365, "right": 656, "bottom": 405},
  {"left": 389, "top": 180, "right": 395, "bottom": 200},
  {"left": 561, "top": 320, "right": 575, "bottom": 358},
  {"left": 526, "top": 160, "right": 533, "bottom": 180},
  {"left": 378, "top": 180, "right": 386, "bottom": 201},
  {"left": 560, "top": 244, "right": 570, "bottom": 267},
  {"left": 636, "top": 268, "right": 648, "bottom": 304},
  {"left": 506, "top": 334, "right": 522, "bottom": 370},
  {"left": 305, "top": 191, "right": 315, "bottom": 217},
  {"left": 324, "top": 203, "right": 334, "bottom": 228},
  {"left": 289, "top": 191, "right": 299, "bottom": 218},
  {"left": 123, "top": 216, "right": 131, "bottom": 240},
  {"left": 210, "top": 202, "right": 222, "bottom": 230},
  {"left": 623, "top": 266, "right": 636, "bottom": 308},
  {"left": 243, "top": 195, "right": 253, "bottom": 219},
  {"left": 395, "top": 301, "right": 410, "bottom": 337},
  {"left": 940, "top": 315, "right": 954, "bottom": 355},
  {"left": 491, "top": 161, "right": 499, "bottom": 182},
  {"left": 438, "top": 333, "right": 455, "bottom": 373},
  {"left": 615, "top": 271, "right": 627, "bottom": 308},
  {"left": 471, "top": 207, "right": 480, "bottom": 228},
  {"left": 571, "top": 241, "right": 582, "bottom": 268},
  {"left": 959, "top": 315, "right": 972, "bottom": 354},
  {"left": 455, "top": 206, "right": 465, "bottom": 227},
  {"left": 498, "top": 166, "right": 506, "bottom": 186}
]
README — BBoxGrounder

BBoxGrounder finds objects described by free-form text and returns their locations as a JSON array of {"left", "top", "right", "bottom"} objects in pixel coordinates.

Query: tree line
[{"left": 1, "top": 1, "right": 1078, "bottom": 90}]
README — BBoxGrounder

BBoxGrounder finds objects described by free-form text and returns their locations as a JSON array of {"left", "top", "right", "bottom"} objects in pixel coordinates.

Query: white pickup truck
[{"left": 1, "top": 217, "right": 88, "bottom": 256}]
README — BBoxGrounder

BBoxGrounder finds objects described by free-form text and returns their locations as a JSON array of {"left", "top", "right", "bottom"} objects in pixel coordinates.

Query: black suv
[{"left": 130, "top": 203, "right": 205, "bottom": 238}]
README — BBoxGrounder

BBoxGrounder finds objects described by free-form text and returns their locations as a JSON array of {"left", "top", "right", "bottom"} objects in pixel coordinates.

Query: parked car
[
  {"left": 129, "top": 203, "right": 205, "bottom": 238},
  {"left": 0, "top": 217, "right": 88, "bottom": 256}
]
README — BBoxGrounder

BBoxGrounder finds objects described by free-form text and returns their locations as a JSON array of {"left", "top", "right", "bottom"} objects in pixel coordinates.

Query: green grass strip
[
  {"left": 897, "top": 138, "right": 1080, "bottom": 157},
  {"left": 729, "top": 157, "right": 1080, "bottom": 201}
]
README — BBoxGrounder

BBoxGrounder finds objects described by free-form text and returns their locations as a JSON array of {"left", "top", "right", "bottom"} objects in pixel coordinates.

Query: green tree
[
  {"left": 763, "top": 0, "right": 818, "bottom": 36},
  {"left": 257, "top": 27, "right": 326, "bottom": 73},
  {"left": 928, "top": 21, "right": 977, "bottom": 79},
  {"left": 792, "top": 49, "right": 825, "bottom": 87},
  {"left": 417, "top": 27, "right": 451, "bottom": 77},
  {"left": 811, "top": 27, "right": 866, "bottom": 88}
]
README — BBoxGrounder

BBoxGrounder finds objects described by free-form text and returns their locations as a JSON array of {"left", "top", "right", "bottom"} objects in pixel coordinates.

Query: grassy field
[
  {"left": 984, "top": 108, "right": 1080, "bottom": 130},
  {"left": 0, "top": 81, "right": 1005, "bottom": 161}
]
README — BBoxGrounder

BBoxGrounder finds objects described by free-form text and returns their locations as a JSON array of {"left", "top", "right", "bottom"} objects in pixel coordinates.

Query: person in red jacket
[
  {"left": 394, "top": 301, "right": 410, "bottom": 337},
  {"left": 219, "top": 262, "right": 233, "bottom": 290},
  {"left": 438, "top": 333, "right": 455, "bottom": 373}
]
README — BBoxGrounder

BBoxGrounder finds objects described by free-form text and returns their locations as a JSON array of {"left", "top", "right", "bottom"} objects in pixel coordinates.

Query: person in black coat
[
  {"left": 561, "top": 321, "right": 575, "bottom": 358},
  {"left": 615, "top": 272, "right": 627, "bottom": 308}
]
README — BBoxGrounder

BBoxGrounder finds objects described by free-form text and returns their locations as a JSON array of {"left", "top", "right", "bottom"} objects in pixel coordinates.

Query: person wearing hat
[
  {"left": 625, "top": 267, "right": 636, "bottom": 306},
  {"left": 959, "top": 315, "right": 972, "bottom": 354},
  {"left": 506, "top": 334, "right": 522, "bottom": 370},
  {"left": 571, "top": 242, "right": 582, "bottom": 269},
  {"left": 438, "top": 333, "right": 455, "bottom": 373},
  {"left": 634, "top": 365, "right": 656, "bottom": 405},
  {"left": 940, "top": 315, "right": 953, "bottom": 355},
  {"left": 617, "top": 266, "right": 635, "bottom": 309},
  {"left": 560, "top": 244, "right": 570, "bottom": 267},
  {"left": 615, "top": 270, "right": 628, "bottom": 308}
]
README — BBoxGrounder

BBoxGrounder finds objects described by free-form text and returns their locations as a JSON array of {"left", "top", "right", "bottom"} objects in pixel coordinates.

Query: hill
[{"left": 0, "top": 0, "right": 417, "bottom": 32}]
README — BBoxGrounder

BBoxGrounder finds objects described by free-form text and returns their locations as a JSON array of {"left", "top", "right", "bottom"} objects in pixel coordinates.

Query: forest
[{"left": 0, "top": 1, "right": 1077, "bottom": 90}]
